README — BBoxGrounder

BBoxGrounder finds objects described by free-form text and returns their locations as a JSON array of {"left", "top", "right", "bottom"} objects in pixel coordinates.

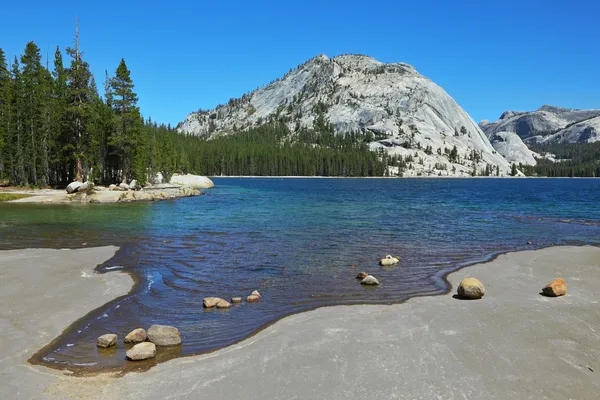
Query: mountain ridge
[{"left": 179, "top": 54, "right": 514, "bottom": 176}]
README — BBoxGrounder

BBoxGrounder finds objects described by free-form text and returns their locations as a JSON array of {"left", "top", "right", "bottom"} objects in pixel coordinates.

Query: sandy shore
[{"left": 1, "top": 246, "right": 598, "bottom": 399}]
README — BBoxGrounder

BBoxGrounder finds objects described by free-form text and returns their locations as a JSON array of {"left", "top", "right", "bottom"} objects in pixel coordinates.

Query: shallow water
[{"left": 1, "top": 178, "right": 599, "bottom": 369}]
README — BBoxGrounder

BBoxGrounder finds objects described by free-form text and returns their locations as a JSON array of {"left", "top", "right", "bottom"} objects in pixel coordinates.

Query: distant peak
[{"left": 537, "top": 105, "right": 573, "bottom": 113}]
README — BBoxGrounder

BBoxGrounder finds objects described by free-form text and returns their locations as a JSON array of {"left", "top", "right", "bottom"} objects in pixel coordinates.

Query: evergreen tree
[
  {"left": 0, "top": 49, "right": 9, "bottom": 176},
  {"left": 107, "top": 58, "right": 146, "bottom": 183}
]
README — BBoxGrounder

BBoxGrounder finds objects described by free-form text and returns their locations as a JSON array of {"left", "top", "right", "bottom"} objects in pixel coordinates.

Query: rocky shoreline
[{"left": 2, "top": 174, "right": 214, "bottom": 204}]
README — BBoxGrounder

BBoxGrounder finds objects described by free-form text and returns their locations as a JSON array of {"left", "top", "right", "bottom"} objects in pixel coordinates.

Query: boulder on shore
[
  {"left": 542, "top": 277, "right": 567, "bottom": 297},
  {"left": 97, "top": 333, "right": 117, "bottom": 348},
  {"left": 124, "top": 328, "right": 147, "bottom": 344},
  {"left": 170, "top": 174, "right": 214, "bottom": 189},
  {"left": 356, "top": 272, "right": 369, "bottom": 280},
  {"left": 126, "top": 342, "right": 156, "bottom": 361},
  {"left": 119, "top": 182, "right": 130, "bottom": 190},
  {"left": 360, "top": 275, "right": 379, "bottom": 285},
  {"left": 66, "top": 181, "right": 82, "bottom": 194},
  {"left": 129, "top": 179, "right": 141, "bottom": 191},
  {"left": 78, "top": 181, "right": 94, "bottom": 194},
  {"left": 457, "top": 278, "right": 485, "bottom": 299},
  {"left": 147, "top": 324, "right": 181, "bottom": 346}
]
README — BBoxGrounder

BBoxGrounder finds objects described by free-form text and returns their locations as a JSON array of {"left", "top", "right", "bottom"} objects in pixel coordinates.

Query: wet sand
[{"left": 1, "top": 246, "right": 599, "bottom": 399}]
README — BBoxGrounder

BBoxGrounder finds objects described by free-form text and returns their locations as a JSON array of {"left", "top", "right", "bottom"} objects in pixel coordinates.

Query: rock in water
[
  {"left": 126, "top": 342, "right": 156, "bottom": 361},
  {"left": 251, "top": 290, "right": 261, "bottom": 297},
  {"left": 356, "top": 272, "right": 369, "bottom": 280},
  {"left": 216, "top": 299, "right": 232, "bottom": 309},
  {"left": 231, "top": 297, "right": 242, "bottom": 303},
  {"left": 170, "top": 174, "right": 215, "bottom": 189},
  {"left": 203, "top": 297, "right": 221, "bottom": 308},
  {"left": 360, "top": 275, "right": 379, "bottom": 285},
  {"left": 379, "top": 255, "right": 399, "bottom": 266},
  {"left": 124, "top": 328, "right": 147, "bottom": 344},
  {"left": 247, "top": 294, "right": 260, "bottom": 303},
  {"left": 457, "top": 278, "right": 485, "bottom": 299},
  {"left": 97, "top": 333, "right": 117, "bottom": 348},
  {"left": 66, "top": 181, "right": 82, "bottom": 194},
  {"left": 542, "top": 277, "right": 567, "bottom": 297},
  {"left": 147, "top": 325, "right": 181, "bottom": 346}
]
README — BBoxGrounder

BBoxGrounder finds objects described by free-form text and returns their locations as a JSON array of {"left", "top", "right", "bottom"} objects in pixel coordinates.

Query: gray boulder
[
  {"left": 126, "top": 342, "right": 156, "bottom": 361},
  {"left": 119, "top": 182, "right": 130, "bottom": 190},
  {"left": 66, "top": 181, "right": 82, "bottom": 194},
  {"left": 78, "top": 181, "right": 95, "bottom": 194},
  {"left": 147, "top": 324, "right": 181, "bottom": 346},
  {"left": 124, "top": 328, "right": 147, "bottom": 344},
  {"left": 129, "top": 180, "right": 141, "bottom": 191},
  {"left": 97, "top": 333, "right": 117, "bottom": 348}
]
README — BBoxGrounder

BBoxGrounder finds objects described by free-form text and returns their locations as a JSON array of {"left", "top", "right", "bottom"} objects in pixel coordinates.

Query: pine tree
[
  {"left": 108, "top": 58, "right": 146, "bottom": 183},
  {"left": 65, "top": 23, "right": 94, "bottom": 182},
  {"left": 0, "top": 49, "right": 9, "bottom": 177}
]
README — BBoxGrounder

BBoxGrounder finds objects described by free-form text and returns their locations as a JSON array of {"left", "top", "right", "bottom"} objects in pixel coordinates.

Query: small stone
[
  {"left": 97, "top": 333, "right": 117, "bottom": 348},
  {"left": 356, "top": 272, "right": 369, "bottom": 280},
  {"left": 124, "top": 328, "right": 147, "bottom": 344},
  {"left": 527, "top": 241, "right": 533, "bottom": 245},
  {"left": 457, "top": 278, "right": 485, "bottom": 299},
  {"left": 247, "top": 294, "right": 260, "bottom": 303},
  {"left": 251, "top": 290, "right": 261, "bottom": 297},
  {"left": 231, "top": 297, "right": 242, "bottom": 303},
  {"left": 216, "top": 299, "right": 232, "bottom": 309},
  {"left": 147, "top": 324, "right": 181, "bottom": 346},
  {"left": 126, "top": 342, "right": 156, "bottom": 361},
  {"left": 360, "top": 275, "right": 379, "bottom": 285},
  {"left": 203, "top": 297, "right": 221, "bottom": 308},
  {"left": 542, "top": 277, "right": 567, "bottom": 297}
]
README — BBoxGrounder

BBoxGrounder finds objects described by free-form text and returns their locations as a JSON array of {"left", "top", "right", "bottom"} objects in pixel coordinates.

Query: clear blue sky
[{"left": 2, "top": 0, "right": 599, "bottom": 126}]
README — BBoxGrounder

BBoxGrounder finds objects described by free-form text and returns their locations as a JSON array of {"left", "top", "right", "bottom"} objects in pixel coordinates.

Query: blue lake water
[{"left": 1, "top": 178, "right": 599, "bottom": 369}]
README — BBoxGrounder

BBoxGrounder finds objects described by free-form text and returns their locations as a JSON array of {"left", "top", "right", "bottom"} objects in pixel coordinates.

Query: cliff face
[
  {"left": 179, "top": 54, "right": 513, "bottom": 176},
  {"left": 480, "top": 106, "right": 600, "bottom": 144}
]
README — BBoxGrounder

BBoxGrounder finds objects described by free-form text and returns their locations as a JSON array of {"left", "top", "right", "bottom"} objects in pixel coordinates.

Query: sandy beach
[{"left": 1, "top": 245, "right": 598, "bottom": 399}]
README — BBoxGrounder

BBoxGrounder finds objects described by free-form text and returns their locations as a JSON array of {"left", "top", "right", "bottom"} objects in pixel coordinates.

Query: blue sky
[{"left": 2, "top": 0, "right": 599, "bottom": 126}]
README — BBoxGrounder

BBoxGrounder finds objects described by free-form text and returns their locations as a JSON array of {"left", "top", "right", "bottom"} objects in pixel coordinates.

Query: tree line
[
  {"left": 521, "top": 142, "right": 600, "bottom": 177},
  {"left": 0, "top": 39, "right": 390, "bottom": 186}
]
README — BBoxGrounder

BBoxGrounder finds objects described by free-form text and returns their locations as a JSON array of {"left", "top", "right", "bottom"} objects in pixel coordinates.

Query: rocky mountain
[
  {"left": 480, "top": 106, "right": 600, "bottom": 145},
  {"left": 179, "top": 54, "right": 513, "bottom": 176}
]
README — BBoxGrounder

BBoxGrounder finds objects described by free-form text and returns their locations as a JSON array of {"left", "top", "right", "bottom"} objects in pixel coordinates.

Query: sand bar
[{"left": 1, "top": 246, "right": 599, "bottom": 399}]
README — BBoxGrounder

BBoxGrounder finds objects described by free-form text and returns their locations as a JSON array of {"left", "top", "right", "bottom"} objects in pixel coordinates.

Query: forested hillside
[
  {"left": 0, "top": 40, "right": 390, "bottom": 186},
  {"left": 520, "top": 142, "right": 600, "bottom": 177}
]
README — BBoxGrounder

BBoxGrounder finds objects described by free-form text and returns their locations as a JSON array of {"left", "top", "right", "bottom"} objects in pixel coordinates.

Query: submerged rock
[
  {"left": 147, "top": 324, "right": 181, "bottom": 346},
  {"left": 379, "top": 255, "right": 399, "bottom": 266},
  {"left": 66, "top": 181, "right": 82, "bottom": 194},
  {"left": 124, "top": 328, "right": 147, "bottom": 344},
  {"left": 97, "top": 333, "right": 117, "bottom": 348},
  {"left": 126, "top": 342, "right": 156, "bottom": 361},
  {"left": 360, "top": 275, "right": 379, "bottom": 285},
  {"left": 247, "top": 294, "right": 260, "bottom": 303},
  {"left": 457, "top": 278, "right": 485, "bottom": 299},
  {"left": 356, "top": 272, "right": 369, "bottom": 280},
  {"left": 542, "top": 277, "right": 567, "bottom": 297}
]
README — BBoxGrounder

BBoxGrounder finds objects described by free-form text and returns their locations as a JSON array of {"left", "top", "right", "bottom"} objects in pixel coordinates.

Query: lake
[{"left": 2, "top": 178, "right": 599, "bottom": 369}]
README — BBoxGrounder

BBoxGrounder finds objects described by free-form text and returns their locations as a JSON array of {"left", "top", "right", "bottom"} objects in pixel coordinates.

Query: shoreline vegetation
[{"left": 0, "top": 245, "right": 597, "bottom": 399}]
